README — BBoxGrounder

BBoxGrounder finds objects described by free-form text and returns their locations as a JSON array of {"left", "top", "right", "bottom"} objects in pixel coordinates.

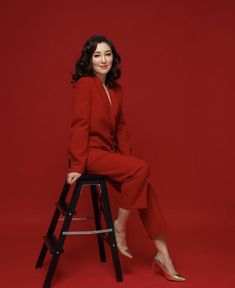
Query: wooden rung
[
  {"left": 62, "top": 228, "right": 112, "bottom": 235},
  {"left": 59, "top": 216, "right": 93, "bottom": 221}
]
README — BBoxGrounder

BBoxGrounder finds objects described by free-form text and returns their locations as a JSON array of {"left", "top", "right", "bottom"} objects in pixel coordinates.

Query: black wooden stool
[{"left": 35, "top": 174, "right": 123, "bottom": 288}]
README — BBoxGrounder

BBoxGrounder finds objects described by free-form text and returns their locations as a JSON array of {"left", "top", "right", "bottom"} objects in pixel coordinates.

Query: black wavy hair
[{"left": 71, "top": 35, "right": 121, "bottom": 89}]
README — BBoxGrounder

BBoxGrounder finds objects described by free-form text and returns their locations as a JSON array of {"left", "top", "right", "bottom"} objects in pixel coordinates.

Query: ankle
[
  {"left": 155, "top": 250, "right": 171, "bottom": 261},
  {"left": 114, "top": 219, "right": 126, "bottom": 232}
]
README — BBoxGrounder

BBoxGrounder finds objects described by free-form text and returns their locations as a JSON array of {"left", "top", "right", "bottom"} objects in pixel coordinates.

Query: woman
[{"left": 66, "top": 35, "right": 186, "bottom": 282}]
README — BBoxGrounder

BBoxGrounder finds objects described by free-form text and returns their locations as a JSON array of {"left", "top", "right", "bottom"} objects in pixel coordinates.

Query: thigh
[{"left": 86, "top": 149, "right": 149, "bottom": 183}]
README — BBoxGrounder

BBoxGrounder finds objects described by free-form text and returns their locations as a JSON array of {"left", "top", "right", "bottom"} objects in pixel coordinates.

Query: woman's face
[{"left": 91, "top": 42, "right": 113, "bottom": 77}]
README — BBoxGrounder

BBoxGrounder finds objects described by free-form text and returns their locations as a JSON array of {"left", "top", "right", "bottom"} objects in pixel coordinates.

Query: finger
[
  {"left": 67, "top": 176, "right": 72, "bottom": 185},
  {"left": 70, "top": 176, "right": 77, "bottom": 185},
  {"left": 67, "top": 174, "right": 80, "bottom": 185}
]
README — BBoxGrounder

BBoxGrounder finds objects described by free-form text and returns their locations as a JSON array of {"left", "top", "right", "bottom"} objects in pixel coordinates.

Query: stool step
[
  {"left": 62, "top": 228, "right": 112, "bottom": 235},
  {"left": 59, "top": 216, "right": 93, "bottom": 221},
  {"left": 43, "top": 235, "right": 64, "bottom": 254}
]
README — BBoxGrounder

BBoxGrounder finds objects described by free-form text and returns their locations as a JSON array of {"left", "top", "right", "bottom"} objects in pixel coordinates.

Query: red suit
[{"left": 67, "top": 75, "right": 167, "bottom": 240}]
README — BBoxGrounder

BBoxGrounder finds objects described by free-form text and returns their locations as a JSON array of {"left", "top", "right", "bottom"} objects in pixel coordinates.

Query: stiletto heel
[
  {"left": 113, "top": 220, "right": 133, "bottom": 259},
  {"left": 152, "top": 260, "right": 161, "bottom": 275},
  {"left": 153, "top": 252, "right": 186, "bottom": 282}
]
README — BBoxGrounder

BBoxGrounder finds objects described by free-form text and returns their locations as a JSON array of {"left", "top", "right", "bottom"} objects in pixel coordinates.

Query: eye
[
  {"left": 106, "top": 53, "right": 112, "bottom": 56},
  {"left": 93, "top": 54, "right": 100, "bottom": 58}
]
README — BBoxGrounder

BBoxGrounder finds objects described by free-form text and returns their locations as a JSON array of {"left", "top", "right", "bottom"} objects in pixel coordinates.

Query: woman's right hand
[{"left": 67, "top": 172, "right": 82, "bottom": 185}]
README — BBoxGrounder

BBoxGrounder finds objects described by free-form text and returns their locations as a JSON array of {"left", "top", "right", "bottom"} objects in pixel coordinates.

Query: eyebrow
[{"left": 93, "top": 50, "right": 112, "bottom": 54}]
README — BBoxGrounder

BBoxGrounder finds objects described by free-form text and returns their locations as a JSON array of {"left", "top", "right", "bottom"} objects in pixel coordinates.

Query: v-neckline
[
  {"left": 92, "top": 74, "right": 120, "bottom": 131},
  {"left": 102, "top": 83, "right": 112, "bottom": 106}
]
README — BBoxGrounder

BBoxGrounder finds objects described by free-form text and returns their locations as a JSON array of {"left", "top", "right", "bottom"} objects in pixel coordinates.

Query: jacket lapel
[{"left": 93, "top": 75, "right": 118, "bottom": 131}]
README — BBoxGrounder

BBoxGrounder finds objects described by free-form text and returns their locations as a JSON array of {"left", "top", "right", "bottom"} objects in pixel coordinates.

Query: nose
[{"left": 101, "top": 55, "right": 107, "bottom": 63}]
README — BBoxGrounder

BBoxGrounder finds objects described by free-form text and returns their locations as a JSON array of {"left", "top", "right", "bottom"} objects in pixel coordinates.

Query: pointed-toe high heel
[
  {"left": 153, "top": 252, "right": 186, "bottom": 282},
  {"left": 113, "top": 220, "right": 133, "bottom": 259}
]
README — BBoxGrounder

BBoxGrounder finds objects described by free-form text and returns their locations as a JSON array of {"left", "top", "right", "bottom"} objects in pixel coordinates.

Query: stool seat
[
  {"left": 80, "top": 173, "right": 106, "bottom": 178},
  {"left": 35, "top": 173, "right": 123, "bottom": 288}
]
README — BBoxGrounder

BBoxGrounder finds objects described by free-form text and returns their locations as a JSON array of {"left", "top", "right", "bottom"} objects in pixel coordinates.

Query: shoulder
[
  {"left": 73, "top": 76, "right": 94, "bottom": 89},
  {"left": 112, "top": 82, "right": 124, "bottom": 99},
  {"left": 112, "top": 81, "right": 123, "bottom": 93}
]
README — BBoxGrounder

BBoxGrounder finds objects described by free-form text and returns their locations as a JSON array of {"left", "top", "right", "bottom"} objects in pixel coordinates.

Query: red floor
[{"left": 2, "top": 211, "right": 235, "bottom": 288}]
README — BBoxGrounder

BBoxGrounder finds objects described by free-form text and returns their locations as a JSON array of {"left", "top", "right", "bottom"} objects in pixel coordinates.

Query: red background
[{"left": 1, "top": 0, "right": 235, "bottom": 287}]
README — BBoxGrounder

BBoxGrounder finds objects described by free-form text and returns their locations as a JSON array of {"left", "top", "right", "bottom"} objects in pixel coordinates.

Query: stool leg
[
  {"left": 43, "top": 253, "right": 61, "bottom": 288},
  {"left": 35, "top": 210, "right": 60, "bottom": 268},
  {"left": 35, "top": 209, "right": 60, "bottom": 268},
  {"left": 100, "top": 179, "right": 123, "bottom": 282},
  {"left": 43, "top": 181, "right": 83, "bottom": 287},
  {"left": 35, "top": 243, "right": 48, "bottom": 269},
  {"left": 35, "top": 181, "right": 70, "bottom": 269},
  {"left": 90, "top": 185, "right": 106, "bottom": 262}
]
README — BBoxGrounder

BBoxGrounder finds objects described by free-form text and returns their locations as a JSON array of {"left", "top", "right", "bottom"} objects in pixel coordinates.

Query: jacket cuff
[{"left": 67, "top": 159, "right": 85, "bottom": 174}]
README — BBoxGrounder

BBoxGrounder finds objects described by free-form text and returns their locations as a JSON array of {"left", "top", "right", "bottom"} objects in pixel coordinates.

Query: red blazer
[{"left": 67, "top": 74, "right": 132, "bottom": 174}]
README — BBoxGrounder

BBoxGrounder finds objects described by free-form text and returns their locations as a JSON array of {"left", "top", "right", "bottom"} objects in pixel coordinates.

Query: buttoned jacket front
[{"left": 67, "top": 74, "right": 132, "bottom": 174}]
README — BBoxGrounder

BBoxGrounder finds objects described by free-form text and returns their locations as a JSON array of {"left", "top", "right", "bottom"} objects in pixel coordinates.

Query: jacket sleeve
[
  {"left": 67, "top": 77, "right": 91, "bottom": 174},
  {"left": 115, "top": 88, "right": 132, "bottom": 156}
]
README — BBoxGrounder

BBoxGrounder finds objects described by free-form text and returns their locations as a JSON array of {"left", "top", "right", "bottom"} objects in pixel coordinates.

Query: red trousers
[{"left": 86, "top": 149, "right": 167, "bottom": 240}]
